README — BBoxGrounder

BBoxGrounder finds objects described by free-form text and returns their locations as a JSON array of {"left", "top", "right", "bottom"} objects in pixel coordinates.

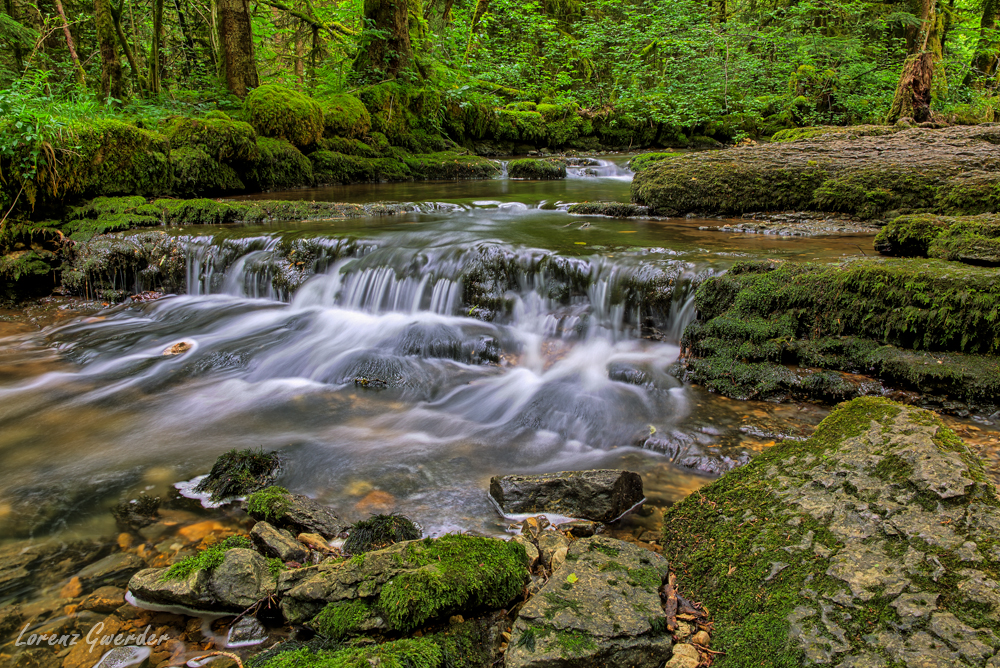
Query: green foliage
[
  {"left": 193, "top": 447, "right": 281, "bottom": 502},
  {"left": 311, "top": 599, "right": 375, "bottom": 640},
  {"left": 320, "top": 94, "right": 372, "bottom": 139},
  {"left": 343, "top": 513, "right": 421, "bottom": 555},
  {"left": 246, "top": 486, "right": 292, "bottom": 522},
  {"left": 245, "top": 85, "right": 325, "bottom": 148},
  {"left": 160, "top": 535, "right": 252, "bottom": 581}
]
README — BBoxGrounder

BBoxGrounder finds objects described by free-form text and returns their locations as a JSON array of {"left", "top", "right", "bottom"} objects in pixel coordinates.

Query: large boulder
[
  {"left": 127, "top": 548, "right": 277, "bottom": 612},
  {"left": 489, "top": 470, "right": 644, "bottom": 523},
  {"left": 505, "top": 535, "right": 672, "bottom": 668},
  {"left": 662, "top": 397, "right": 1000, "bottom": 667},
  {"left": 279, "top": 534, "right": 529, "bottom": 631},
  {"left": 632, "top": 125, "right": 1000, "bottom": 218}
]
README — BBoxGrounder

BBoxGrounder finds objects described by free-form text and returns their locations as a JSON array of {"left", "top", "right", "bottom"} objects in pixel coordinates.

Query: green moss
[
  {"left": 61, "top": 230, "right": 187, "bottom": 301},
  {"left": 343, "top": 514, "right": 421, "bottom": 555},
  {"left": 812, "top": 167, "right": 943, "bottom": 219},
  {"left": 268, "top": 557, "right": 287, "bottom": 578},
  {"left": 377, "top": 534, "right": 529, "bottom": 632},
  {"left": 320, "top": 94, "right": 372, "bottom": 139},
  {"left": 936, "top": 171, "right": 1000, "bottom": 215},
  {"left": 403, "top": 152, "right": 500, "bottom": 180},
  {"left": 928, "top": 216, "right": 1000, "bottom": 265},
  {"left": 194, "top": 447, "right": 281, "bottom": 502},
  {"left": 874, "top": 213, "right": 951, "bottom": 256},
  {"left": 628, "top": 152, "right": 683, "bottom": 173},
  {"left": 255, "top": 638, "right": 442, "bottom": 668},
  {"left": 311, "top": 599, "right": 374, "bottom": 640},
  {"left": 163, "top": 116, "right": 258, "bottom": 162},
  {"left": 246, "top": 486, "right": 292, "bottom": 522},
  {"left": 507, "top": 158, "right": 566, "bottom": 180},
  {"left": 245, "top": 84, "right": 324, "bottom": 148},
  {"left": 566, "top": 201, "right": 647, "bottom": 217},
  {"left": 246, "top": 137, "right": 314, "bottom": 191},
  {"left": 170, "top": 146, "right": 246, "bottom": 195},
  {"left": 357, "top": 83, "right": 445, "bottom": 147},
  {"left": 310, "top": 150, "right": 411, "bottom": 184},
  {"left": 160, "top": 535, "right": 252, "bottom": 581}
]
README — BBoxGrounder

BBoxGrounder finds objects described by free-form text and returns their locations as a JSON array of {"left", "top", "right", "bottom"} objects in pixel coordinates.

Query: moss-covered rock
[
  {"left": 633, "top": 125, "right": 1000, "bottom": 218},
  {"left": 495, "top": 110, "right": 548, "bottom": 144},
  {"left": 403, "top": 152, "right": 501, "bottom": 179},
  {"left": 678, "top": 258, "right": 1000, "bottom": 410},
  {"left": 61, "top": 230, "right": 187, "bottom": 302},
  {"left": 244, "top": 84, "right": 325, "bottom": 148},
  {"left": 310, "top": 150, "right": 412, "bottom": 184},
  {"left": 627, "top": 152, "right": 683, "bottom": 173},
  {"left": 357, "top": 82, "right": 444, "bottom": 147},
  {"left": 343, "top": 514, "right": 421, "bottom": 555},
  {"left": 194, "top": 447, "right": 281, "bottom": 503},
  {"left": 245, "top": 137, "right": 314, "bottom": 191},
  {"left": 170, "top": 146, "right": 246, "bottom": 195},
  {"left": 769, "top": 124, "right": 900, "bottom": 143},
  {"left": 505, "top": 536, "right": 671, "bottom": 668},
  {"left": 873, "top": 213, "right": 951, "bottom": 256},
  {"left": 929, "top": 217, "right": 1000, "bottom": 265},
  {"left": 280, "top": 534, "right": 529, "bottom": 629},
  {"left": 567, "top": 201, "right": 649, "bottom": 217},
  {"left": 662, "top": 397, "right": 1000, "bottom": 667},
  {"left": 508, "top": 158, "right": 566, "bottom": 180},
  {"left": 320, "top": 94, "right": 372, "bottom": 139},
  {"left": 163, "top": 115, "right": 258, "bottom": 163}
]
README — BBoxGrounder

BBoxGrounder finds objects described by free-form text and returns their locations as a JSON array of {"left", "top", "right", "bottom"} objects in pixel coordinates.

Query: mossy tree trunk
[
  {"left": 150, "top": 0, "right": 163, "bottom": 94},
  {"left": 887, "top": 0, "right": 942, "bottom": 123},
  {"left": 94, "top": 0, "right": 126, "bottom": 103},
  {"left": 965, "top": 0, "right": 1000, "bottom": 87},
  {"left": 218, "top": 0, "right": 258, "bottom": 97},
  {"left": 353, "top": 0, "right": 412, "bottom": 81}
]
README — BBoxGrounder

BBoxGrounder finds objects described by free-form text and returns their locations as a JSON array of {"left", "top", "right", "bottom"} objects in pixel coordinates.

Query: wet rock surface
[
  {"left": 244, "top": 492, "right": 348, "bottom": 539},
  {"left": 490, "top": 469, "right": 645, "bottom": 523},
  {"left": 250, "top": 521, "right": 309, "bottom": 562},
  {"left": 505, "top": 535, "right": 672, "bottom": 668},
  {"left": 662, "top": 397, "right": 1000, "bottom": 667},
  {"left": 701, "top": 211, "right": 880, "bottom": 236}
]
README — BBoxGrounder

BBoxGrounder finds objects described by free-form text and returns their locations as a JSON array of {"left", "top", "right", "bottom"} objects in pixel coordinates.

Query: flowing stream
[{"left": 0, "top": 157, "right": 877, "bottom": 544}]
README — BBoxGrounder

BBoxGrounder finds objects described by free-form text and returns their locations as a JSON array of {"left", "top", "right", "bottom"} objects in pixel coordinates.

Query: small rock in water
[
  {"left": 557, "top": 520, "right": 599, "bottom": 537},
  {"left": 163, "top": 341, "right": 193, "bottom": 355},
  {"left": 520, "top": 515, "right": 550, "bottom": 541},
  {"left": 491, "top": 469, "right": 644, "bottom": 523},
  {"left": 93, "top": 646, "right": 151, "bottom": 668},
  {"left": 227, "top": 615, "right": 268, "bottom": 648}
]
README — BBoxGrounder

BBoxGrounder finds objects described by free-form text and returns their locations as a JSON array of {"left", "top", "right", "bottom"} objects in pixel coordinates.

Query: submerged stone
[
  {"left": 490, "top": 469, "right": 644, "bottom": 523},
  {"left": 662, "top": 397, "right": 1000, "bottom": 667},
  {"left": 505, "top": 535, "right": 672, "bottom": 668}
]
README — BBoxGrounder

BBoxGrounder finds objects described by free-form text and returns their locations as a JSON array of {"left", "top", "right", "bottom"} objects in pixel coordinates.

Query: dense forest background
[{"left": 3, "top": 0, "right": 1000, "bottom": 142}]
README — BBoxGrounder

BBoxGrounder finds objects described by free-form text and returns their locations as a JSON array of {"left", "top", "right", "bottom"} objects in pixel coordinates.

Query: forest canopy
[{"left": 1, "top": 0, "right": 1000, "bottom": 141}]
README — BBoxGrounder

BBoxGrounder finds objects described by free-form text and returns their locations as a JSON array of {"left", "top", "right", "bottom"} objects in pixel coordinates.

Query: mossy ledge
[
  {"left": 677, "top": 257, "right": 1000, "bottom": 412},
  {"left": 632, "top": 125, "right": 1000, "bottom": 218},
  {"left": 662, "top": 397, "right": 1000, "bottom": 667},
  {"left": 877, "top": 212, "right": 1000, "bottom": 266}
]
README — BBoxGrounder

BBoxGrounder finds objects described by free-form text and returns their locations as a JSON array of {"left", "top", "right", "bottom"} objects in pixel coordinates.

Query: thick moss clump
[
  {"left": 320, "top": 94, "right": 372, "bottom": 139},
  {"left": 928, "top": 217, "right": 1000, "bottom": 265},
  {"left": 680, "top": 258, "right": 1000, "bottom": 409},
  {"left": 403, "top": 152, "right": 501, "bottom": 180},
  {"left": 64, "top": 196, "right": 162, "bottom": 240},
  {"left": 160, "top": 535, "right": 252, "bottom": 581},
  {"left": 170, "top": 146, "right": 246, "bottom": 195},
  {"left": 245, "top": 486, "right": 292, "bottom": 522},
  {"left": 662, "top": 398, "right": 1000, "bottom": 667},
  {"left": 627, "top": 152, "right": 683, "bottom": 173},
  {"left": 343, "top": 514, "right": 421, "bottom": 555},
  {"left": 194, "top": 447, "right": 281, "bottom": 502},
  {"left": 245, "top": 137, "right": 314, "bottom": 191},
  {"left": 507, "top": 158, "right": 566, "bottom": 180},
  {"left": 163, "top": 115, "right": 258, "bottom": 162},
  {"left": 357, "top": 83, "right": 444, "bottom": 147},
  {"left": 495, "top": 110, "right": 547, "bottom": 143},
  {"left": 310, "top": 150, "right": 411, "bottom": 184},
  {"left": 873, "top": 213, "right": 951, "bottom": 256},
  {"left": 245, "top": 84, "right": 325, "bottom": 148}
]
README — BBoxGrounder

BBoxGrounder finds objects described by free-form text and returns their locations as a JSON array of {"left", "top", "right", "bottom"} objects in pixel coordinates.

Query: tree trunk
[
  {"left": 150, "top": 0, "right": 163, "bottom": 94},
  {"left": 966, "top": 0, "right": 1000, "bottom": 86},
  {"left": 173, "top": 0, "right": 196, "bottom": 75},
  {"left": 4, "top": 0, "right": 25, "bottom": 72},
  {"left": 53, "top": 0, "right": 85, "bottom": 84},
  {"left": 217, "top": 0, "right": 258, "bottom": 96},
  {"left": 887, "top": 0, "right": 941, "bottom": 123},
  {"left": 353, "top": 0, "right": 411, "bottom": 80},
  {"left": 94, "top": 0, "right": 126, "bottom": 102},
  {"left": 111, "top": 0, "right": 143, "bottom": 91}
]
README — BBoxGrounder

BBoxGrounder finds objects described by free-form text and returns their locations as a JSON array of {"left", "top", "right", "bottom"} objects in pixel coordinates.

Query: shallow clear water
[{"left": 0, "top": 160, "right": 874, "bottom": 544}]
